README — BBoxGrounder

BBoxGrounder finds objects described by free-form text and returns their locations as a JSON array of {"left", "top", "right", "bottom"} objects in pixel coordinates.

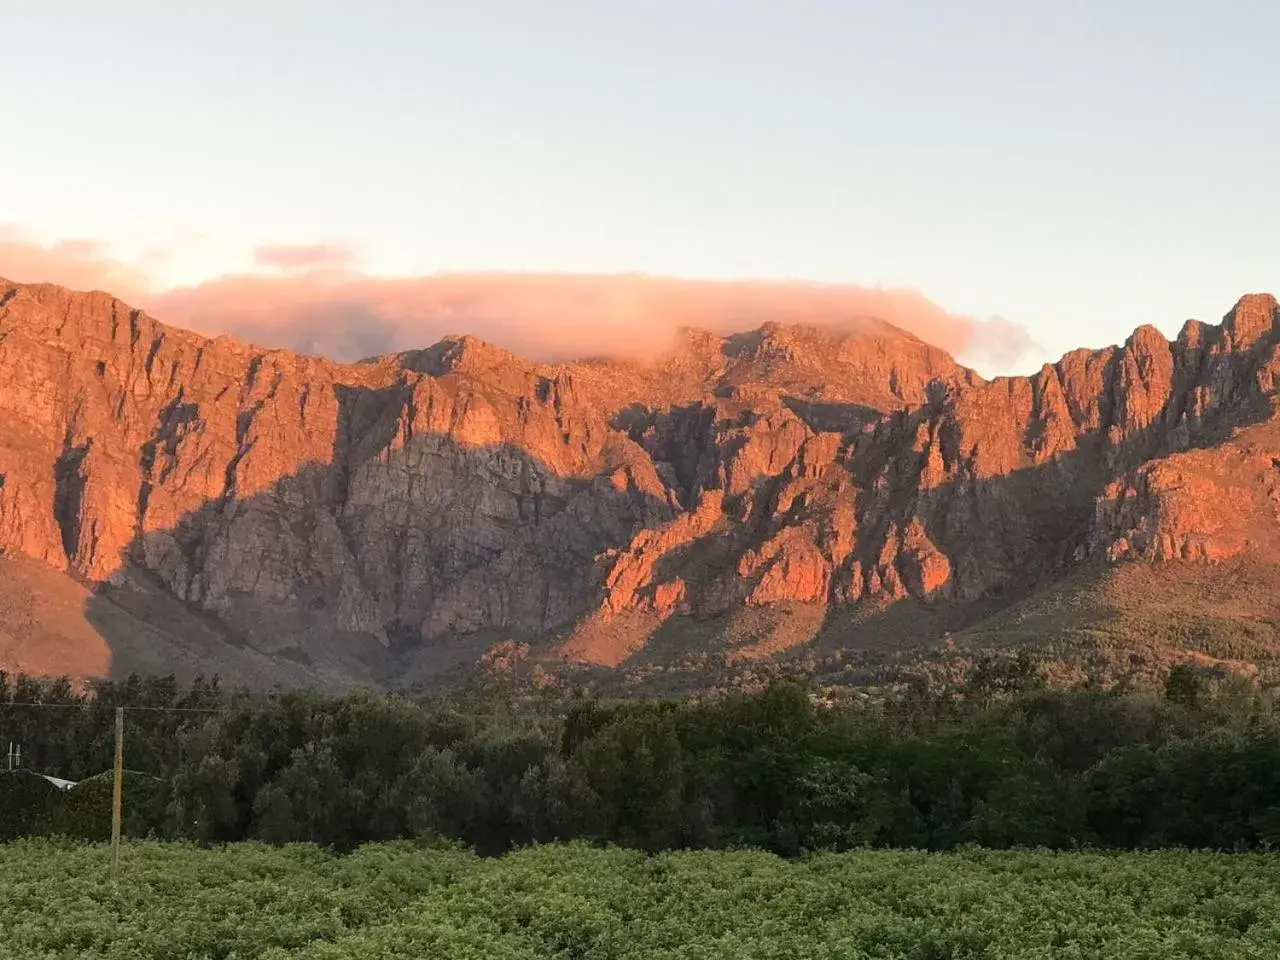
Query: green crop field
[{"left": 3, "top": 841, "right": 1280, "bottom": 958}]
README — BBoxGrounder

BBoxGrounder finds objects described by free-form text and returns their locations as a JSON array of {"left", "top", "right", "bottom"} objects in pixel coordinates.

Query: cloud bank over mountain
[{"left": 0, "top": 232, "right": 1036, "bottom": 374}]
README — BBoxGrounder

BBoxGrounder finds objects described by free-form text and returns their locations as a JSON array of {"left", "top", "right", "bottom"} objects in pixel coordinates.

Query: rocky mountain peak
[
  {"left": 398, "top": 333, "right": 537, "bottom": 382},
  {"left": 1223, "top": 293, "right": 1280, "bottom": 350}
]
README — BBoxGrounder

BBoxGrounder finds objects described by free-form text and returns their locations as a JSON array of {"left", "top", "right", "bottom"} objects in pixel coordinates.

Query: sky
[{"left": 2, "top": 1, "right": 1279, "bottom": 375}]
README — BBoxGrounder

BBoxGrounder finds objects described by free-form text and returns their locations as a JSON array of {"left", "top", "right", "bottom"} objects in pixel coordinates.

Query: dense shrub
[{"left": 4, "top": 841, "right": 1280, "bottom": 958}]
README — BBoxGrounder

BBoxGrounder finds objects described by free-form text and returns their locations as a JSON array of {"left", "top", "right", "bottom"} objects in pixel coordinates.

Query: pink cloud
[
  {"left": 0, "top": 230, "right": 1035, "bottom": 371},
  {"left": 254, "top": 244, "right": 357, "bottom": 272},
  {"left": 0, "top": 232, "right": 152, "bottom": 303},
  {"left": 147, "top": 271, "right": 1034, "bottom": 370}
]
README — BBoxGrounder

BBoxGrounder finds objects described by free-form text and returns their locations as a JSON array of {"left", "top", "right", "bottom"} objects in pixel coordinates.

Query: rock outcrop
[{"left": 3, "top": 277, "right": 1280, "bottom": 683}]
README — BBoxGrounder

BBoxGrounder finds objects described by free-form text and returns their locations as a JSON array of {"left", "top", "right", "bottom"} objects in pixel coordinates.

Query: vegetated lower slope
[
  {"left": 3, "top": 841, "right": 1280, "bottom": 959},
  {"left": 946, "top": 557, "right": 1280, "bottom": 681},
  {"left": 3, "top": 276, "right": 1280, "bottom": 690},
  {"left": 603, "top": 552, "right": 1280, "bottom": 697}
]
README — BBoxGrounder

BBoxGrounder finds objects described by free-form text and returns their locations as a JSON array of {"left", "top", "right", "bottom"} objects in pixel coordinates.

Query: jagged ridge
[{"left": 1, "top": 276, "right": 1279, "bottom": 687}]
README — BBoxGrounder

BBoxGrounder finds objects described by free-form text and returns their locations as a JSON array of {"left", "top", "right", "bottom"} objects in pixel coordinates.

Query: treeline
[{"left": 5, "top": 663, "right": 1280, "bottom": 853}]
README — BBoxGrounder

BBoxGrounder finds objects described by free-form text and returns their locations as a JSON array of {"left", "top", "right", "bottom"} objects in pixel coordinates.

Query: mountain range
[{"left": 3, "top": 277, "right": 1280, "bottom": 693}]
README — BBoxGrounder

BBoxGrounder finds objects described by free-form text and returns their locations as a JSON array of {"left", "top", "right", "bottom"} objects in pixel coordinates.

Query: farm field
[{"left": 3, "top": 841, "right": 1280, "bottom": 958}]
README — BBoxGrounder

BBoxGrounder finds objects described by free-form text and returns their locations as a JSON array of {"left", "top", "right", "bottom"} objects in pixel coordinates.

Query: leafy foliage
[
  {"left": 9, "top": 668, "right": 1280, "bottom": 853},
  {"left": 4, "top": 841, "right": 1280, "bottom": 958}
]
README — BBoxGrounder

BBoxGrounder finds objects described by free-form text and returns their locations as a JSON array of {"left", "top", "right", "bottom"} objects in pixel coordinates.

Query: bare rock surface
[{"left": 3, "top": 277, "right": 1280, "bottom": 686}]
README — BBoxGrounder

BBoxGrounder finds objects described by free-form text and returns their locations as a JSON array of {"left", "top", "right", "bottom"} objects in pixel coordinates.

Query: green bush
[{"left": 4, "top": 841, "right": 1280, "bottom": 959}]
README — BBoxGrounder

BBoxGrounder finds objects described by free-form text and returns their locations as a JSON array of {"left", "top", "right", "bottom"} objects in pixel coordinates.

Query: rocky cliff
[{"left": 3, "top": 278, "right": 1280, "bottom": 688}]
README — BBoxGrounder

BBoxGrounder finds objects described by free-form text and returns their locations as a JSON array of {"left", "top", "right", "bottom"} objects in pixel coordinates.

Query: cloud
[
  {"left": 0, "top": 231, "right": 153, "bottom": 303},
  {"left": 254, "top": 244, "right": 357, "bottom": 272},
  {"left": 965, "top": 315, "right": 1040, "bottom": 375},
  {"left": 146, "top": 271, "right": 1035, "bottom": 373},
  {"left": 0, "top": 230, "right": 1037, "bottom": 374}
]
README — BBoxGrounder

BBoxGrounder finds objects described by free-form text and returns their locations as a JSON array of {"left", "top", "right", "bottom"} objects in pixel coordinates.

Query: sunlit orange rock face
[{"left": 2, "top": 276, "right": 1279, "bottom": 680}]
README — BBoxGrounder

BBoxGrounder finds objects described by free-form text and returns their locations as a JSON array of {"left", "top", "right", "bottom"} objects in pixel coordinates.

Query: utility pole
[{"left": 110, "top": 707, "right": 124, "bottom": 885}]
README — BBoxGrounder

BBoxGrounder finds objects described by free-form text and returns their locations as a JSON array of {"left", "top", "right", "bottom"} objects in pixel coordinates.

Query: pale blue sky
[{"left": 3, "top": 1, "right": 1279, "bottom": 368}]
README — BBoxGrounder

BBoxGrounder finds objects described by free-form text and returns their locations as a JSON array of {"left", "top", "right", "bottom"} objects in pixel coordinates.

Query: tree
[{"left": 1164, "top": 664, "right": 1206, "bottom": 709}]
